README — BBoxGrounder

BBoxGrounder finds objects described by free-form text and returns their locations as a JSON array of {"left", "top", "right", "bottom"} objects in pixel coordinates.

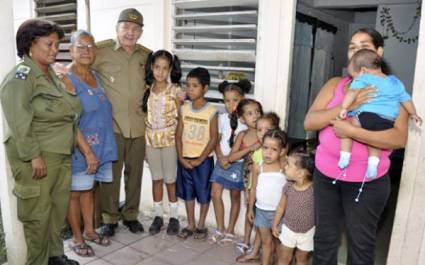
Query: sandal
[
  {"left": 208, "top": 230, "right": 225, "bottom": 244},
  {"left": 236, "top": 242, "right": 250, "bottom": 254},
  {"left": 177, "top": 227, "right": 194, "bottom": 240},
  {"left": 236, "top": 253, "right": 260, "bottom": 263},
  {"left": 83, "top": 232, "right": 111, "bottom": 247},
  {"left": 194, "top": 228, "right": 208, "bottom": 240},
  {"left": 219, "top": 233, "right": 236, "bottom": 245},
  {"left": 69, "top": 241, "right": 95, "bottom": 257}
]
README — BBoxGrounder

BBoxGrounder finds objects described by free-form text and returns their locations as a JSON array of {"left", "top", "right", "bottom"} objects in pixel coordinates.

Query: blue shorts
[
  {"left": 176, "top": 157, "right": 214, "bottom": 204},
  {"left": 254, "top": 208, "right": 276, "bottom": 228},
  {"left": 71, "top": 162, "right": 113, "bottom": 191},
  {"left": 210, "top": 161, "right": 244, "bottom": 190}
]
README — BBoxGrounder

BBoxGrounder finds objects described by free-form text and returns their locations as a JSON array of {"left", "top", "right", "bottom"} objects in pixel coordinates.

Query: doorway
[{"left": 287, "top": 1, "right": 421, "bottom": 264}]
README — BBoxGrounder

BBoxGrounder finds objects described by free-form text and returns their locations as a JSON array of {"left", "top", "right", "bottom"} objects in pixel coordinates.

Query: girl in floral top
[{"left": 142, "top": 50, "right": 184, "bottom": 235}]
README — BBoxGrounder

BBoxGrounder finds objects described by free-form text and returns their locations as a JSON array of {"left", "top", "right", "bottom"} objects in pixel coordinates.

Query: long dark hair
[
  {"left": 218, "top": 79, "right": 252, "bottom": 147},
  {"left": 142, "top": 50, "right": 182, "bottom": 112}
]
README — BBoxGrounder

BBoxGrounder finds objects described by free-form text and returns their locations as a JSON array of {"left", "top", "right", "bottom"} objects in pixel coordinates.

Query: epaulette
[
  {"left": 136, "top": 44, "right": 152, "bottom": 54},
  {"left": 96, "top": 39, "right": 115, "bottom": 49},
  {"left": 14, "top": 64, "right": 31, "bottom": 80}
]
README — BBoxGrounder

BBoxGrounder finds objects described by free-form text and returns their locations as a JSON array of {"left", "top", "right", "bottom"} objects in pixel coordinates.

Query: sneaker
[
  {"left": 48, "top": 255, "right": 79, "bottom": 265},
  {"left": 123, "top": 220, "right": 144, "bottom": 233},
  {"left": 149, "top": 216, "right": 164, "bottom": 235},
  {"left": 166, "top": 217, "right": 180, "bottom": 235},
  {"left": 100, "top": 223, "right": 116, "bottom": 237},
  {"left": 208, "top": 230, "right": 225, "bottom": 244}
]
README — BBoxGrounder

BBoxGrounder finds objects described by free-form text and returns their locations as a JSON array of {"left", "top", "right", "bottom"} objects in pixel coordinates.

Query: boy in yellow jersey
[{"left": 176, "top": 67, "right": 218, "bottom": 240}]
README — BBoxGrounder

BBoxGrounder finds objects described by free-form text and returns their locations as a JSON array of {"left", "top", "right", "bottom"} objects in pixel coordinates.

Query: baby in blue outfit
[{"left": 338, "top": 49, "right": 422, "bottom": 179}]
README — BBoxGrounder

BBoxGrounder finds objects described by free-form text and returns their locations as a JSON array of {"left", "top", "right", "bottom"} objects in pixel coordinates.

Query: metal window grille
[
  {"left": 35, "top": 0, "right": 77, "bottom": 63},
  {"left": 172, "top": 0, "right": 259, "bottom": 102}
]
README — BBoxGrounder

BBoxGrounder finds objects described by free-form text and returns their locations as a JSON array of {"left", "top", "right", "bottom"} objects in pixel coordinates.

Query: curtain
[
  {"left": 287, "top": 20, "right": 313, "bottom": 140},
  {"left": 306, "top": 28, "right": 335, "bottom": 139}
]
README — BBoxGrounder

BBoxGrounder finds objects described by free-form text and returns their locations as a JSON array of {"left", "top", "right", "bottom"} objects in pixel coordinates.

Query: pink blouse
[{"left": 315, "top": 77, "right": 391, "bottom": 182}]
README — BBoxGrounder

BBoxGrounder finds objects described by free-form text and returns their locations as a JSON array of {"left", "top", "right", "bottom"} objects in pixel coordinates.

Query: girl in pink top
[{"left": 304, "top": 28, "right": 409, "bottom": 265}]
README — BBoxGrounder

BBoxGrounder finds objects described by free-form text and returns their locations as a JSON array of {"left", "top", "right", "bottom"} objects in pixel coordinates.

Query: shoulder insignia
[
  {"left": 96, "top": 39, "right": 115, "bottom": 48},
  {"left": 14, "top": 65, "right": 31, "bottom": 80},
  {"left": 136, "top": 44, "right": 152, "bottom": 54}
]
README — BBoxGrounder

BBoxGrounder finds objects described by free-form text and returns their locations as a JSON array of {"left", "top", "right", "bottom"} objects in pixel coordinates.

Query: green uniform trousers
[
  {"left": 5, "top": 140, "right": 71, "bottom": 265},
  {"left": 97, "top": 133, "right": 145, "bottom": 224}
]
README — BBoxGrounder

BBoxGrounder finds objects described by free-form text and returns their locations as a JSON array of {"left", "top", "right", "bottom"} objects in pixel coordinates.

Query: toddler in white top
[{"left": 248, "top": 129, "right": 288, "bottom": 265}]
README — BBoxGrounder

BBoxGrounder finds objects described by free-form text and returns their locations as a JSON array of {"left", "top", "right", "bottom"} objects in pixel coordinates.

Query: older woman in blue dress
[{"left": 63, "top": 30, "right": 118, "bottom": 257}]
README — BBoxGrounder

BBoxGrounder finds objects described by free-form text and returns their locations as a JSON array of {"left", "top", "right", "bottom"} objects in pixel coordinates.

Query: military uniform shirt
[
  {"left": 92, "top": 39, "right": 151, "bottom": 138},
  {"left": 0, "top": 55, "right": 82, "bottom": 161}
]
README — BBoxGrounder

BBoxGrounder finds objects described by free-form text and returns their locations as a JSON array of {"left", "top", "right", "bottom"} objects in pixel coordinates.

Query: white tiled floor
[{"left": 64, "top": 216, "right": 258, "bottom": 265}]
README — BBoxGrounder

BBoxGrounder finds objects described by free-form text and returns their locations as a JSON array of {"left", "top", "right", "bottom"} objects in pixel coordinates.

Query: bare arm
[
  {"left": 304, "top": 77, "right": 375, "bottom": 131},
  {"left": 228, "top": 132, "right": 260, "bottom": 162},
  {"left": 215, "top": 134, "right": 231, "bottom": 168},
  {"left": 331, "top": 106, "right": 409, "bottom": 149},
  {"left": 304, "top": 77, "right": 344, "bottom": 131},
  {"left": 176, "top": 111, "right": 193, "bottom": 169},
  {"left": 272, "top": 193, "right": 287, "bottom": 238},
  {"left": 402, "top": 100, "right": 422, "bottom": 125},
  {"left": 76, "top": 129, "right": 99, "bottom": 174},
  {"left": 247, "top": 164, "right": 259, "bottom": 223},
  {"left": 402, "top": 100, "right": 417, "bottom": 115}
]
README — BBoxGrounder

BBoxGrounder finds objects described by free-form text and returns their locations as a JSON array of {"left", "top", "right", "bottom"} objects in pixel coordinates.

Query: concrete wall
[
  {"left": 375, "top": 3, "right": 420, "bottom": 92},
  {"left": 83, "top": 0, "right": 165, "bottom": 51}
]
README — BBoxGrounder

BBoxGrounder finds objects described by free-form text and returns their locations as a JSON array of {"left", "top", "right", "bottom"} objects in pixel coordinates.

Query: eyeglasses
[{"left": 74, "top": 43, "right": 95, "bottom": 51}]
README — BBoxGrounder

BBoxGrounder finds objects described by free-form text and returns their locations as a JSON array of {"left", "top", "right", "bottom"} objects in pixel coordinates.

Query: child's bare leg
[
  {"left": 197, "top": 202, "right": 210, "bottom": 229},
  {"left": 365, "top": 146, "right": 381, "bottom": 179},
  {"left": 242, "top": 190, "right": 253, "bottom": 246},
  {"left": 185, "top": 200, "right": 196, "bottom": 230},
  {"left": 251, "top": 228, "right": 262, "bottom": 256},
  {"left": 338, "top": 117, "right": 361, "bottom": 169},
  {"left": 227, "top": 189, "right": 241, "bottom": 234},
  {"left": 294, "top": 249, "right": 310, "bottom": 265},
  {"left": 237, "top": 228, "right": 261, "bottom": 262},
  {"left": 211, "top": 182, "right": 225, "bottom": 233},
  {"left": 277, "top": 243, "right": 294, "bottom": 265},
  {"left": 259, "top": 227, "right": 273, "bottom": 265}
]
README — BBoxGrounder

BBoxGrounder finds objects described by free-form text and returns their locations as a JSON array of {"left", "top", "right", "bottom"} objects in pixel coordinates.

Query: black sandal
[
  {"left": 194, "top": 228, "right": 208, "bottom": 240},
  {"left": 177, "top": 227, "right": 194, "bottom": 240}
]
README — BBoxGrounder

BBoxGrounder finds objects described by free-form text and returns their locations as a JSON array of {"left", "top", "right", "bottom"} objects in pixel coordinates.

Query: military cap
[{"left": 117, "top": 8, "right": 144, "bottom": 27}]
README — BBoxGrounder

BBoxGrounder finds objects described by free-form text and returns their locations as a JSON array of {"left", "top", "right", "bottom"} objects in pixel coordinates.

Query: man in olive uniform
[{"left": 92, "top": 8, "right": 151, "bottom": 235}]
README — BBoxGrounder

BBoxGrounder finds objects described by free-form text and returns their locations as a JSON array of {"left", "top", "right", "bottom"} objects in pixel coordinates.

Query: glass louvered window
[
  {"left": 172, "top": 0, "right": 259, "bottom": 101},
  {"left": 35, "top": 0, "right": 77, "bottom": 63}
]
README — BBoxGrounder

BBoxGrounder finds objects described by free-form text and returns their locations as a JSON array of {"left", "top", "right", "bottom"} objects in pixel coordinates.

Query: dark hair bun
[
  {"left": 236, "top": 79, "right": 251, "bottom": 94},
  {"left": 218, "top": 80, "right": 229, "bottom": 94}
]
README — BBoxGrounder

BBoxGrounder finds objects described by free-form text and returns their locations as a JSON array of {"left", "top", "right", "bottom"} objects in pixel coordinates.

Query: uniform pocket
[
  {"left": 14, "top": 183, "right": 40, "bottom": 199},
  {"left": 14, "top": 183, "right": 41, "bottom": 221}
]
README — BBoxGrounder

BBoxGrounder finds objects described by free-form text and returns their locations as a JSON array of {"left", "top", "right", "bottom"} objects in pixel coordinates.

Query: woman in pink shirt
[{"left": 304, "top": 28, "right": 409, "bottom": 265}]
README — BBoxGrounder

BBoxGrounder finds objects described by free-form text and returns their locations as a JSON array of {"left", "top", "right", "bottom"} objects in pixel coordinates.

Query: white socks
[
  {"left": 365, "top": 156, "right": 380, "bottom": 179},
  {"left": 154, "top": 201, "right": 178, "bottom": 219},
  {"left": 338, "top": 151, "right": 351, "bottom": 169},
  {"left": 170, "top": 202, "right": 179, "bottom": 219},
  {"left": 154, "top": 201, "right": 163, "bottom": 217}
]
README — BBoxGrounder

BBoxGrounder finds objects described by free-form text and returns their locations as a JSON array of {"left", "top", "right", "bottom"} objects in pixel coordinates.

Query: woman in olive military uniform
[{"left": 0, "top": 19, "right": 81, "bottom": 265}]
